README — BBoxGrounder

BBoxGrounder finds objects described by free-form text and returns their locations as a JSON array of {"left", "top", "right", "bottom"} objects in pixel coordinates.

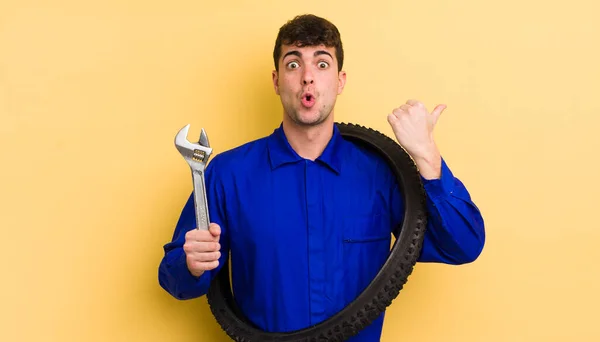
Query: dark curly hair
[{"left": 273, "top": 14, "right": 344, "bottom": 72}]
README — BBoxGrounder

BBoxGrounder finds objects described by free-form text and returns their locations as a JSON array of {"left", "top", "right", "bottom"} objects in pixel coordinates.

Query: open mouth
[{"left": 301, "top": 93, "right": 315, "bottom": 108}]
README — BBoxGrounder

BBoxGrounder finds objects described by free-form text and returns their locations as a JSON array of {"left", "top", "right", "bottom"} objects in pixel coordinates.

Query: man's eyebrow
[
  {"left": 314, "top": 50, "right": 333, "bottom": 59},
  {"left": 283, "top": 51, "right": 302, "bottom": 59}
]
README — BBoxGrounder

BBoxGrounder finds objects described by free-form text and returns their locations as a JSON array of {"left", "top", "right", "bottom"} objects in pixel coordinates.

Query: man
[{"left": 158, "top": 14, "right": 485, "bottom": 341}]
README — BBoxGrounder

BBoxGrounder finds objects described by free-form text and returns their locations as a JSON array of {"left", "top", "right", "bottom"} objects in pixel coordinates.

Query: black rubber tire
[{"left": 206, "top": 122, "right": 428, "bottom": 341}]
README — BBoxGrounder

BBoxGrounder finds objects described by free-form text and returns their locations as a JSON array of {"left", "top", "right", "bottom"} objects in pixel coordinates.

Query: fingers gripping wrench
[{"left": 175, "top": 124, "right": 213, "bottom": 230}]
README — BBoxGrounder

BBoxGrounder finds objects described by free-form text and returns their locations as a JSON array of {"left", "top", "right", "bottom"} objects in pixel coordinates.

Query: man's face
[{"left": 272, "top": 44, "right": 346, "bottom": 127}]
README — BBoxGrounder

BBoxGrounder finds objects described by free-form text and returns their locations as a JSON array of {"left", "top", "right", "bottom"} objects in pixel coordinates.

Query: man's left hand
[{"left": 387, "top": 99, "right": 444, "bottom": 179}]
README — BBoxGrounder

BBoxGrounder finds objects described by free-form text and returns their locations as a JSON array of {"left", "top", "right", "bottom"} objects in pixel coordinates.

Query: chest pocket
[{"left": 342, "top": 212, "right": 391, "bottom": 243}]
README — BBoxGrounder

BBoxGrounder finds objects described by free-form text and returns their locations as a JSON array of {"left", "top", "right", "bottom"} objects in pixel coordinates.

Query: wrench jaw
[
  {"left": 199, "top": 127, "right": 210, "bottom": 149},
  {"left": 175, "top": 124, "right": 213, "bottom": 170}
]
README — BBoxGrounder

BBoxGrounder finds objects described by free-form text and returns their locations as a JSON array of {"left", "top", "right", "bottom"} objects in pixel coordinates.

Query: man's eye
[
  {"left": 318, "top": 62, "right": 329, "bottom": 68},
  {"left": 288, "top": 62, "right": 299, "bottom": 69}
]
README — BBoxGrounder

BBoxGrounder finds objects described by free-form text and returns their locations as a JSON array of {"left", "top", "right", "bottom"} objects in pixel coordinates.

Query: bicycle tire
[{"left": 206, "top": 122, "right": 428, "bottom": 341}]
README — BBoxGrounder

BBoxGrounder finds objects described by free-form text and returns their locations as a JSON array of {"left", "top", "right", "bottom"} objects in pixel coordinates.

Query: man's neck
[{"left": 282, "top": 118, "right": 334, "bottom": 161}]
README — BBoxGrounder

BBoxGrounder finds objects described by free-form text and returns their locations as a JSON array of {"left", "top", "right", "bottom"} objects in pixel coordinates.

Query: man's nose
[{"left": 302, "top": 69, "right": 314, "bottom": 84}]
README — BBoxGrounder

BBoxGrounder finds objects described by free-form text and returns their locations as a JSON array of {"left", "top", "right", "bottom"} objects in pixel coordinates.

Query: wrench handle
[{"left": 191, "top": 169, "right": 210, "bottom": 230}]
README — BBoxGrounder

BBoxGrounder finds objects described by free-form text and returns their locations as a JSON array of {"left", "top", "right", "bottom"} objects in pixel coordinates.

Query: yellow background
[{"left": 1, "top": 0, "right": 599, "bottom": 341}]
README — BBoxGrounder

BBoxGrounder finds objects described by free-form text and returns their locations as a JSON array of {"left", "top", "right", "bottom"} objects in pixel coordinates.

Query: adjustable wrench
[{"left": 175, "top": 124, "right": 213, "bottom": 230}]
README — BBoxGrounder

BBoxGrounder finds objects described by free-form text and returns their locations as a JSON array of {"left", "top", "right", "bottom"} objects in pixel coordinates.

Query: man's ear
[
  {"left": 272, "top": 70, "right": 279, "bottom": 95},
  {"left": 337, "top": 70, "right": 347, "bottom": 95}
]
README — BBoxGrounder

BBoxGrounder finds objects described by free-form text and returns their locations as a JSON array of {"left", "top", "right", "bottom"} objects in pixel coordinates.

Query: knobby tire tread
[{"left": 206, "top": 122, "right": 428, "bottom": 341}]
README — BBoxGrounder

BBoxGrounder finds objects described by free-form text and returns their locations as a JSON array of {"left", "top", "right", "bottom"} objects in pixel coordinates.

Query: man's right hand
[{"left": 183, "top": 223, "right": 221, "bottom": 277}]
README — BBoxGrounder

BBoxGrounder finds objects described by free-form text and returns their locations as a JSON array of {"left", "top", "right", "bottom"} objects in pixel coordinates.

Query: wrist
[{"left": 413, "top": 146, "right": 441, "bottom": 180}]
